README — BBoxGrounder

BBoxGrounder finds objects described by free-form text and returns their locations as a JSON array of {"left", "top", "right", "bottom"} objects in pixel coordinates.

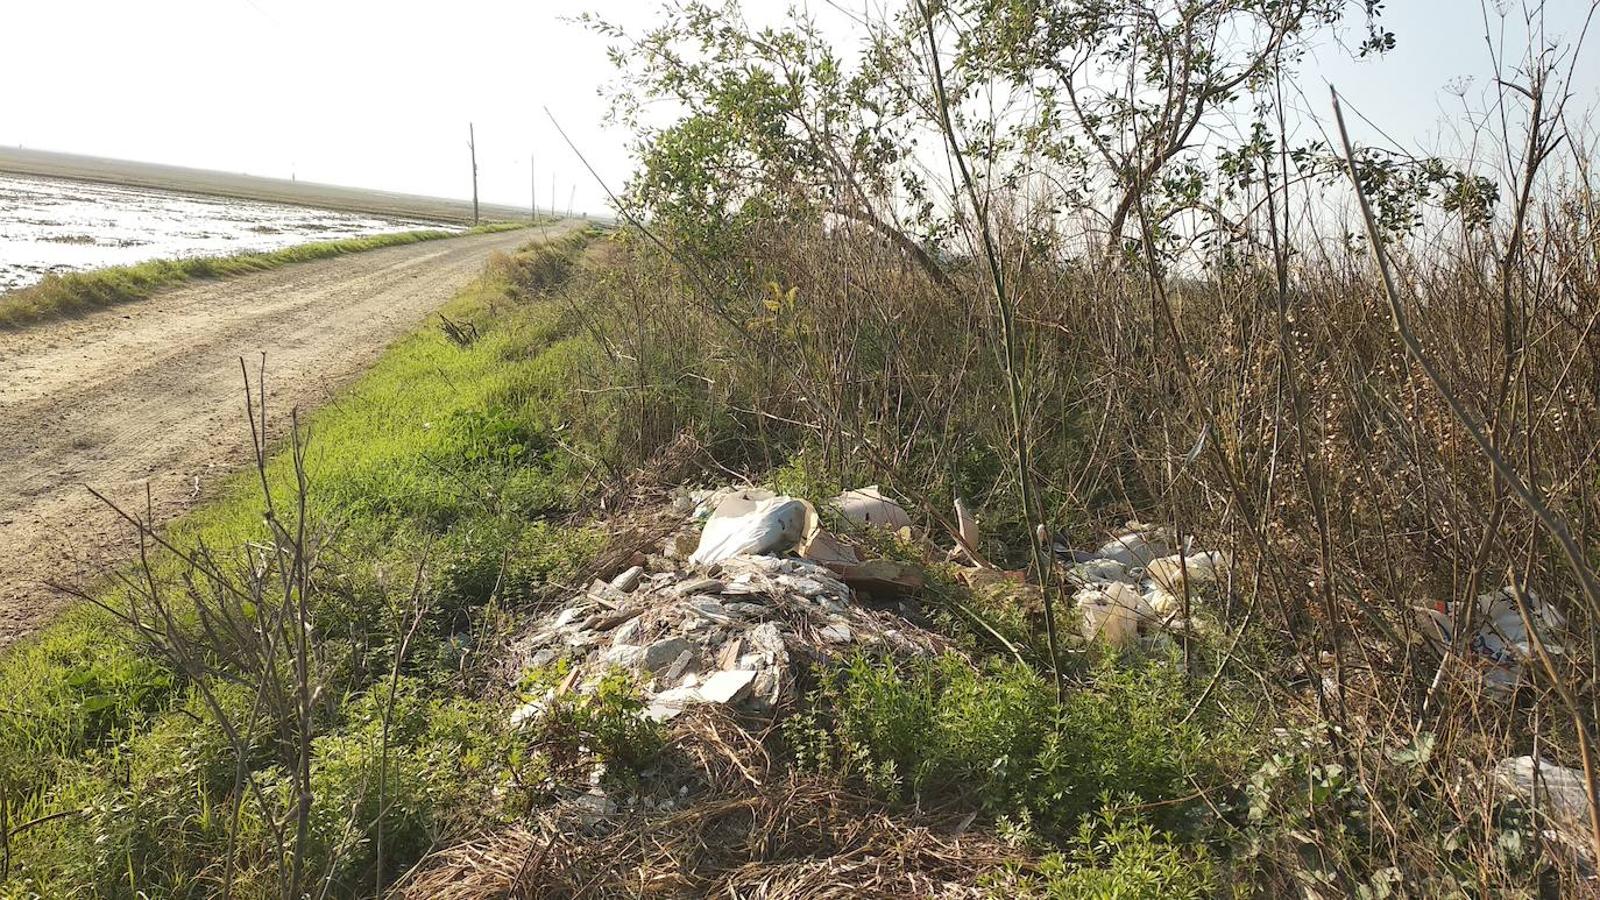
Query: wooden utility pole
[{"left": 468, "top": 123, "right": 479, "bottom": 225}]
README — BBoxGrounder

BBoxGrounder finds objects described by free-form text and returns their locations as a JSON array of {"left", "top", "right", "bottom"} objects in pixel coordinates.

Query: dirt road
[{"left": 0, "top": 223, "right": 579, "bottom": 648}]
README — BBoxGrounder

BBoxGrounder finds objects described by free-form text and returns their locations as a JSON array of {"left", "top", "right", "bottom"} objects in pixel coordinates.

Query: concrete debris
[
  {"left": 1418, "top": 587, "right": 1568, "bottom": 698},
  {"left": 509, "top": 545, "right": 948, "bottom": 730},
  {"left": 832, "top": 485, "right": 912, "bottom": 529},
  {"left": 610, "top": 564, "right": 645, "bottom": 593}
]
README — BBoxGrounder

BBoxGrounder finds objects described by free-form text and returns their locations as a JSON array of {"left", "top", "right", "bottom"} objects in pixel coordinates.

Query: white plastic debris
[
  {"left": 1075, "top": 582, "right": 1155, "bottom": 648},
  {"left": 1496, "top": 756, "right": 1594, "bottom": 829},
  {"left": 1145, "top": 550, "right": 1230, "bottom": 595},
  {"left": 1417, "top": 587, "right": 1567, "bottom": 696},
  {"left": 1494, "top": 755, "right": 1599, "bottom": 868},
  {"left": 1092, "top": 523, "right": 1177, "bottom": 569},
  {"left": 832, "top": 485, "right": 912, "bottom": 529},
  {"left": 1067, "top": 557, "right": 1134, "bottom": 587},
  {"left": 689, "top": 489, "right": 813, "bottom": 566}
]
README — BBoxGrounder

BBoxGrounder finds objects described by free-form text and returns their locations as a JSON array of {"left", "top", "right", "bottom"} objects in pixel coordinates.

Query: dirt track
[{"left": 0, "top": 223, "right": 580, "bottom": 648}]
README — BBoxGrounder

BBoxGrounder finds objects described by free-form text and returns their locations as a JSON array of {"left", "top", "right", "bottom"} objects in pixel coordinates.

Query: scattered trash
[
  {"left": 1145, "top": 550, "right": 1230, "bottom": 595},
  {"left": 832, "top": 485, "right": 912, "bottom": 529},
  {"left": 953, "top": 497, "right": 981, "bottom": 565},
  {"left": 1417, "top": 587, "right": 1567, "bottom": 697},
  {"left": 1050, "top": 521, "right": 1229, "bottom": 647},
  {"left": 1494, "top": 756, "right": 1598, "bottom": 871},
  {"left": 1088, "top": 522, "right": 1177, "bottom": 569},
  {"left": 1074, "top": 581, "right": 1155, "bottom": 648}
]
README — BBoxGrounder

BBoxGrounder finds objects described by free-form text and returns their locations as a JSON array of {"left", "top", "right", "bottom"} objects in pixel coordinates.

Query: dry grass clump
[{"left": 391, "top": 710, "right": 1024, "bottom": 899}]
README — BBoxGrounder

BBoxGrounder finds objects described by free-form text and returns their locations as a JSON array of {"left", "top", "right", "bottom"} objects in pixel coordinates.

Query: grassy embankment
[
  {"left": 0, "top": 221, "right": 532, "bottom": 329},
  {"left": 0, "top": 224, "right": 1248, "bottom": 897},
  {"left": 0, "top": 230, "right": 606, "bottom": 896}
]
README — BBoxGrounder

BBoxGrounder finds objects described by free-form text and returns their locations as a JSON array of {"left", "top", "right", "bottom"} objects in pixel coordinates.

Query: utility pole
[
  {"left": 468, "top": 123, "right": 479, "bottom": 225},
  {"left": 530, "top": 153, "right": 536, "bottom": 221},
  {"left": 568, "top": 185, "right": 575, "bottom": 219}
]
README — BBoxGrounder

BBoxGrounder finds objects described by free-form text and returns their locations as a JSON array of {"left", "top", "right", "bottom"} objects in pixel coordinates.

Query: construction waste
[{"left": 508, "top": 485, "right": 943, "bottom": 730}]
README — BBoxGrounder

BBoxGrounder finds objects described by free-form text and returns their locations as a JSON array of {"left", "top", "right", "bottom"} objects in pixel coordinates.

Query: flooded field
[{"left": 0, "top": 173, "right": 451, "bottom": 292}]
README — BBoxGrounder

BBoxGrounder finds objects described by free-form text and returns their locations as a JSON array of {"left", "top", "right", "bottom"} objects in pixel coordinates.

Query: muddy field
[
  {"left": 0, "top": 172, "right": 450, "bottom": 291},
  {"left": 0, "top": 146, "right": 532, "bottom": 225}
]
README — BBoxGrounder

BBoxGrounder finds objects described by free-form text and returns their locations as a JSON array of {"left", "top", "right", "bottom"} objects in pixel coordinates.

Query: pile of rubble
[{"left": 507, "top": 486, "right": 948, "bottom": 726}]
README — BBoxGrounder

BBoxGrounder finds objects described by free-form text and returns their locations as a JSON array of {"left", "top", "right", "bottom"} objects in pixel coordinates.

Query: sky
[{"left": 1, "top": 1, "right": 1595, "bottom": 215}]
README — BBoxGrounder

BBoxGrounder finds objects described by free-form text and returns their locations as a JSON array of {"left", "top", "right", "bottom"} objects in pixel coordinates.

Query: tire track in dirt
[{"left": 0, "top": 222, "right": 583, "bottom": 648}]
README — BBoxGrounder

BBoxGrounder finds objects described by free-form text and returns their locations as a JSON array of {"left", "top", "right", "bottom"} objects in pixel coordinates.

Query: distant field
[{"left": 0, "top": 146, "right": 534, "bottom": 225}]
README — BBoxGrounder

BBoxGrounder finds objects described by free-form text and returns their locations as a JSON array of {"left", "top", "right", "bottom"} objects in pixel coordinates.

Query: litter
[
  {"left": 1074, "top": 581, "right": 1156, "bottom": 648},
  {"left": 689, "top": 489, "right": 813, "bottom": 566},
  {"left": 1494, "top": 756, "right": 1598, "bottom": 870},
  {"left": 832, "top": 485, "right": 912, "bottom": 529},
  {"left": 1048, "top": 521, "right": 1230, "bottom": 647},
  {"left": 1145, "top": 550, "right": 1230, "bottom": 595},
  {"left": 1417, "top": 586, "right": 1567, "bottom": 697},
  {"left": 1090, "top": 522, "right": 1178, "bottom": 569}
]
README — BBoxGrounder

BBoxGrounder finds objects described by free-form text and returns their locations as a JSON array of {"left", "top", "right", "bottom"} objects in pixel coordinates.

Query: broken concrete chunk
[
  {"left": 687, "top": 597, "right": 734, "bottom": 624},
  {"left": 818, "top": 622, "right": 853, "bottom": 644},
  {"left": 675, "top": 576, "right": 724, "bottom": 596},
  {"left": 600, "top": 644, "right": 645, "bottom": 670},
  {"left": 699, "top": 669, "right": 757, "bottom": 704},
  {"left": 645, "top": 685, "right": 703, "bottom": 722},
  {"left": 661, "top": 648, "right": 699, "bottom": 685},
  {"left": 642, "top": 637, "right": 699, "bottom": 674},
  {"left": 609, "top": 616, "right": 645, "bottom": 647},
  {"left": 610, "top": 565, "right": 645, "bottom": 593}
]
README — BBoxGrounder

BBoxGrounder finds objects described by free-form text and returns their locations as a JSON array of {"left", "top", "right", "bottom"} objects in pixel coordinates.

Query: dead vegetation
[{"left": 392, "top": 710, "right": 1024, "bottom": 900}]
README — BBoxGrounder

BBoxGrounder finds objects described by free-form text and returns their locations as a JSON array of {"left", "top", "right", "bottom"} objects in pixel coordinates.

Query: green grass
[
  {"left": 0, "top": 220, "right": 533, "bottom": 329},
  {"left": 0, "top": 231, "right": 609, "bottom": 897}
]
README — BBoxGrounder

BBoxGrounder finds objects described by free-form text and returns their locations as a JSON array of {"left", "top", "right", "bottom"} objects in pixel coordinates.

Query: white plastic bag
[{"left": 689, "top": 489, "right": 813, "bottom": 566}]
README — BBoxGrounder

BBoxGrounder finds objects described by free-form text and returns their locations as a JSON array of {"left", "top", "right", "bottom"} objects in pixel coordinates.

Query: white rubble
[{"left": 509, "top": 548, "right": 948, "bottom": 729}]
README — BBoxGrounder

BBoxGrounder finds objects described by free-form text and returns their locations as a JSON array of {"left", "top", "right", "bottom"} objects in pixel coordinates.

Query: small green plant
[
  {"left": 987, "top": 802, "right": 1223, "bottom": 899},
  {"left": 517, "top": 663, "right": 664, "bottom": 790},
  {"left": 788, "top": 652, "right": 1232, "bottom": 843}
]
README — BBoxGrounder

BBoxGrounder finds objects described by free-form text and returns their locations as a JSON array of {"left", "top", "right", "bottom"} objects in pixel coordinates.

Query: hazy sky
[{"left": 2, "top": 1, "right": 1595, "bottom": 215}]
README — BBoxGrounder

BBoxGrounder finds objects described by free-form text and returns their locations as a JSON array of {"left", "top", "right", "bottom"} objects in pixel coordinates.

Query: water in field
[{"left": 0, "top": 173, "right": 447, "bottom": 292}]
